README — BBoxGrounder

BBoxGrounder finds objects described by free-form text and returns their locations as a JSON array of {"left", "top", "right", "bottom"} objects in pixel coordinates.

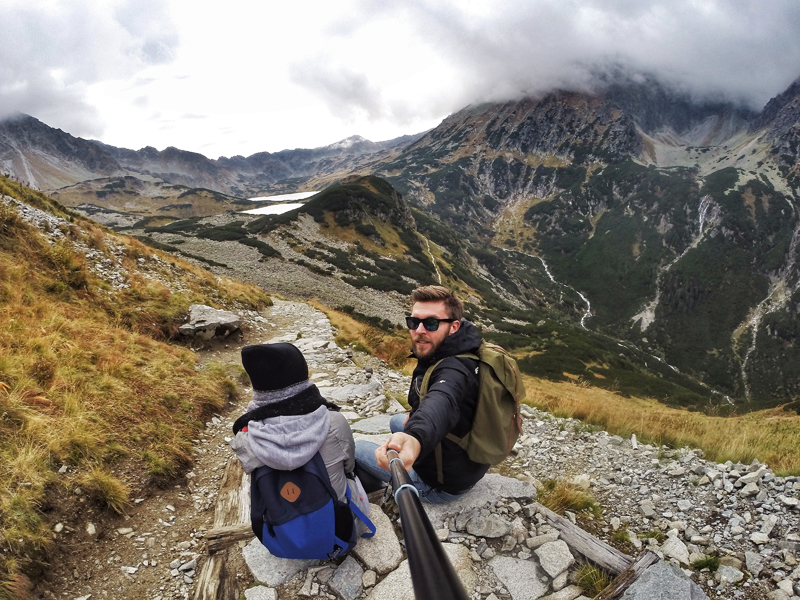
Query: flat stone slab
[
  {"left": 294, "top": 337, "right": 331, "bottom": 351},
  {"left": 715, "top": 564, "right": 744, "bottom": 584},
  {"left": 466, "top": 514, "right": 510, "bottom": 538},
  {"left": 366, "top": 543, "right": 476, "bottom": 600},
  {"left": 242, "top": 539, "right": 318, "bottom": 587},
  {"left": 321, "top": 381, "right": 382, "bottom": 402},
  {"left": 490, "top": 556, "right": 549, "bottom": 600},
  {"left": 353, "top": 504, "right": 404, "bottom": 574},
  {"left": 425, "top": 474, "right": 537, "bottom": 529},
  {"left": 385, "top": 398, "right": 406, "bottom": 414},
  {"left": 745, "top": 550, "right": 764, "bottom": 576},
  {"left": 660, "top": 536, "right": 690, "bottom": 566},
  {"left": 621, "top": 560, "right": 708, "bottom": 600},
  {"left": 244, "top": 586, "right": 277, "bottom": 600},
  {"left": 266, "top": 334, "right": 298, "bottom": 343},
  {"left": 351, "top": 414, "right": 395, "bottom": 434},
  {"left": 329, "top": 555, "right": 363, "bottom": 600}
]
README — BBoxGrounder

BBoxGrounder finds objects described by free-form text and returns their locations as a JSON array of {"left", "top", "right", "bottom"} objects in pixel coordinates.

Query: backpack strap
[
  {"left": 418, "top": 353, "right": 480, "bottom": 398},
  {"left": 304, "top": 455, "right": 378, "bottom": 544},
  {"left": 419, "top": 352, "right": 480, "bottom": 485},
  {"left": 346, "top": 485, "right": 376, "bottom": 538}
]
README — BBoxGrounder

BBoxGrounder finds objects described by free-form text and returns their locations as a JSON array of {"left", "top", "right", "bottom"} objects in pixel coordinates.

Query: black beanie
[{"left": 241, "top": 343, "right": 308, "bottom": 391}]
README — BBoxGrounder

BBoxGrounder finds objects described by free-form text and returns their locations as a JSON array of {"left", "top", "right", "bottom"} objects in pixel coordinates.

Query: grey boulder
[
  {"left": 179, "top": 304, "right": 241, "bottom": 339},
  {"left": 622, "top": 560, "right": 708, "bottom": 600},
  {"left": 489, "top": 556, "right": 549, "bottom": 600},
  {"left": 329, "top": 556, "right": 363, "bottom": 600}
]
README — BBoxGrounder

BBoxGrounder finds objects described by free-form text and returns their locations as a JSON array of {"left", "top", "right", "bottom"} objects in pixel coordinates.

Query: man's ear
[{"left": 449, "top": 320, "right": 461, "bottom": 334}]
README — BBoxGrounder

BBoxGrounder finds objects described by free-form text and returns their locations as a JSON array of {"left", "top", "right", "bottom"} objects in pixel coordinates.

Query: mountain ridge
[{"left": 0, "top": 112, "right": 425, "bottom": 197}]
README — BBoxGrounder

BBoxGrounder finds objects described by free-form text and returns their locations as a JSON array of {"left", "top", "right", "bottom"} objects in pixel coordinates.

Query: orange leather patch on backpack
[{"left": 280, "top": 482, "right": 301, "bottom": 502}]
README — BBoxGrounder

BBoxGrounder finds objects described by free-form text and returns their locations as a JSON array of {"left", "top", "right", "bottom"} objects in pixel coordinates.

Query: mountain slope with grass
[
  {"left": 49, "top": 176, "right": 253, "bottom": 228},
  {"left": 134, "top": 175, "right": 725, "bottom": 413},
  {"left": 367, "top": 76, "right": 800, "bottom": 407},
  {"left": 4, "top": 168, "right": 800, "bottom": 600},
  {"left": 0, "top": 175, "right": 270, "bottom": 596}
]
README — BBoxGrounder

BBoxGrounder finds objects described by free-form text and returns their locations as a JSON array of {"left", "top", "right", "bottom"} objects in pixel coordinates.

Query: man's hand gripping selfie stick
[{"left": 386, "top": 450, "right": 469, "bottom": 600}]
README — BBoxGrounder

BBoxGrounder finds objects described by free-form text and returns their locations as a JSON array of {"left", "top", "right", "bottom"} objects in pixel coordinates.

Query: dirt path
[{"left": 39, "top": 300, "right": 311, "bottom": 600}]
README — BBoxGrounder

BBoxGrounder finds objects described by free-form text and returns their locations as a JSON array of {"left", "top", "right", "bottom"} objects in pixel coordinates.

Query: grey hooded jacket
[{"left": 230, "top": 406, "right": 355, "bottom": 502}]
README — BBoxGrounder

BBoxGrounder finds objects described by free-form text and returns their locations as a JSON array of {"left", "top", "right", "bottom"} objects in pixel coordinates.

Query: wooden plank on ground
[
  {"left": 533, "top": 502, "right": 633, "bottom": 575},
  {"left": 595, "top": 550, "right": 660, "bottom": 600},
  {"left": 193, "top": 458, "right": 251, "bottom": 600},
  {"left": 206, "top": 523, "right": 254, "bottom": 555},
  {"left": 213, "top": 458, "right": 250, "bottom": 528}
]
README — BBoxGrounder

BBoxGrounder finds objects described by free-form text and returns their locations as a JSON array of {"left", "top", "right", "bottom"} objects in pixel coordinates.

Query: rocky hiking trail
[{"left": 43, "top": 300, "right": 800, "bottom": 600}]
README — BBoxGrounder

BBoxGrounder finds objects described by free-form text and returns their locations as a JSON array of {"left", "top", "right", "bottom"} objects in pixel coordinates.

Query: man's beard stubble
[{"left": 411, "top": 334, "right": 442, "bottom": 360}]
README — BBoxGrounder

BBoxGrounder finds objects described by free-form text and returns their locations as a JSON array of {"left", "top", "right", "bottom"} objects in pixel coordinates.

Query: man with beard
[{"left": 354, "top": 286, "right": 486, "bottom": 503}]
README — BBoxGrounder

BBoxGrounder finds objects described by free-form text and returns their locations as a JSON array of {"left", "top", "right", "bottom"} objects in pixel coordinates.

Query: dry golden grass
[
  {"left": 77, "top": 466, "right": 131, "bottom": 514},
  {"left": 535, "top": 478, "right": 602, "bottom": 518},
  {"left": 575, "top": 563, "right": 612, "bottom": 596},
  {"left": 318, "top": 213, "right": 409, "bottom": 258},
  {"left": 1, "top": 573, "right": 34, "bottom": 600},
  {"left": 0, "top": 184, "right": 272, "bottom": 590},
  {"left": 523, "top": 375, "right": 800, "bottom": 475}
]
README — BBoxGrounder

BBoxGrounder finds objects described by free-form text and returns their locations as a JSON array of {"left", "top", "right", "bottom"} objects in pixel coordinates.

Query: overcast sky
[{"left": 2, "top": 0, "right": 799, "bottom": 159}]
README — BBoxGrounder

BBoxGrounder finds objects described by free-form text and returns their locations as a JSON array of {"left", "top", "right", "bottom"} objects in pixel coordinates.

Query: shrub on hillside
[{"left": 239, "top": 237, "right": 282, "bottom": 258}]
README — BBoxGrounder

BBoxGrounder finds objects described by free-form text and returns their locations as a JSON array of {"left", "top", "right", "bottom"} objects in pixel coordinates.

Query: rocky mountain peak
[
  {"left": 599, "top": 76, "right": 756, "bottom": 143},
  {"left": 749, "top": 76, "right": 800, "bottom": 172},
  {"left": 326, "top": 135, "right": 371, "bottom": 150},
  {"left": 749, "top": 75, "right": 800, "bottom": 133},
  {"left": 391, "top": 75, "right": 757, "bottom": 176},
  {"left": 0, "top": 112, "right": 123, "bottom": 189}
]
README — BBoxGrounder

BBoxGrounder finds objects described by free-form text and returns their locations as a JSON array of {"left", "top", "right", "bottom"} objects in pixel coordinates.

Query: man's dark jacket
[{"left": 403, "top": 320, "right": 488, "bottom": 494}]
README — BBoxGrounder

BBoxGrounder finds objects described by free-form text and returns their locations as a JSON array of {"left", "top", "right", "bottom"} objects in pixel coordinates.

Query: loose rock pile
[
  {"left": 3, "top": 195, "right": 198, "bottom": 297},
  {"left": 508, "top": 411, "right": 799, "bottom": 599}
]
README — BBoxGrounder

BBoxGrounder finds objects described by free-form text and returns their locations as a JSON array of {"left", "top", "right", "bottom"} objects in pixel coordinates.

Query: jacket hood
[
  {"left": 245, "top": 406, "right": 331, "bottom": 470},
  {"left": 425, "top": 319, "right": 482, "bottom": 364}
]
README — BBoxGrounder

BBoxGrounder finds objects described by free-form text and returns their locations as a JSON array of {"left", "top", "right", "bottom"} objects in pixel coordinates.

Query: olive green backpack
[{"left": 420, "top": 341, "right": 525, "bottom": 482}]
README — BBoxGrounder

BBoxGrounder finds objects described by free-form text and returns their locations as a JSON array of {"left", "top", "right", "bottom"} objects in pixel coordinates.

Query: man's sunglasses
[{"left": 405, "top": 316, "right": 456, "bottom": 331}]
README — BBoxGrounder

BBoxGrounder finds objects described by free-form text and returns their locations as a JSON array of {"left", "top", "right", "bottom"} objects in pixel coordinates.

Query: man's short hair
[{"left": 410, "top": 286, "right": 464, "bottom": 321}]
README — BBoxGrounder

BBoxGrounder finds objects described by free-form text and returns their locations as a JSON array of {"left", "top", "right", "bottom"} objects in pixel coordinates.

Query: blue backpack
[{"left": 250, "top": 452, "right": 376, "bottom": 560}]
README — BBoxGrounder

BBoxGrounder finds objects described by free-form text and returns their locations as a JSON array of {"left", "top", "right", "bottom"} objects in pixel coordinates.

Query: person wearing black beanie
[{"left": 229, "top": 343, "right": 356, "bottom": 503}]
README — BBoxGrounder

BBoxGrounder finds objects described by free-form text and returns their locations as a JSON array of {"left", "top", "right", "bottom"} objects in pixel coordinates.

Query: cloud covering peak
[
  {"left": 292, "top": 0, "right": 800, "bottom": 122},
  {"left": 1, "top": 0, "right": 798, "bottom": 157}
]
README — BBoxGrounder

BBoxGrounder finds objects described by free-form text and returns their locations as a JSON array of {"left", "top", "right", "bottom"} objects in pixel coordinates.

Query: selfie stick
[{"left": 386, "top": 449, "right": 469, "bottom": 600}]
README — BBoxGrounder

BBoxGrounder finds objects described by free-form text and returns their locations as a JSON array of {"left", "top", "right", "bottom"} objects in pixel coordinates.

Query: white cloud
[
  {"left": 0, "top": 0, "right": 179, "bottom": 135},
  {"left": 294, "top": 0, "right": 800, "bottom": 111},
  {"left": 1, "top": 0, "right": 798, "bottom": 158}
]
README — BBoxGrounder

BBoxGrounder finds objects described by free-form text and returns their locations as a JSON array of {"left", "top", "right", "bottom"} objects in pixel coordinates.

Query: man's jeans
[{"left": 353, "top": 413, "right": 468, "bottom": 504}]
